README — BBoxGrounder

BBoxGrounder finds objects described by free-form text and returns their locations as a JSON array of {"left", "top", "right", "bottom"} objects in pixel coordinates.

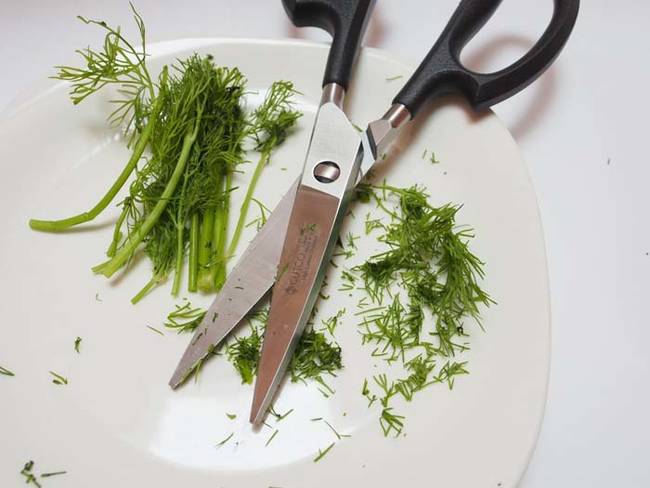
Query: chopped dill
[
  {"left": 386, "top": 75, "right": 404, "bottom": 82},
  {"left": 349, "top": 182, "right": 492, "bottom": 435},
  {"left": 74, "top": 337, "right": 82, "bottom": 353},
  {"left": 0, "top": 365, "right": 15, "bottom": 376},
  {"left": 41, "top": 471, "right": 67, "bottom": 478},
  {"left": 321, "top": 308, "right": 345, "bottom": 335},
  {"left": 49, "top": 371, "right": 68, "bottom": 385},
  {"left": 265, "top": 429, "right": 279, "bottom": 447},
  {"left": 20, "top": 461, "right": 41, "bottom": 487},
  {"left": 429, "top": 151, "right": 440, "bottom": 164},
  {"left": 313, "top": 442, "right": 335, "bottom": 463},
  {"left": 268, "top": 406, "right": 294, "bottom": 422},
  {"left": 164, "top": 301, "right": 205, "bottom": 333},
  {"left": 226, "top": 412, "right": 237, "bottom": 420},
  {"left": 215, "top": 432, "right": 234, "bottom": 448},
  {"left": 147, "top": 325, "right": 164, "bottom": 336}
]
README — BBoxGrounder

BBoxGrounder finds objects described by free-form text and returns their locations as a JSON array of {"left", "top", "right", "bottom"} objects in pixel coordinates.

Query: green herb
[
  {"left": 215, "top": 432, "right": 234, "bottom": 448},
  {"left": 164, "top": 301, "right": 205, "bottom": 333},
  {"left": 0, "top": 365, "right": 15, "bottom": 376},
  {"left": 265, "top": 429, "right": 279, "bottom": 447},
  {"left": 386, "top": 75, "right": 404, "bottom": 82},
  {"left": 28, "top": 8, "right": 300, "bottom": 303},
  {"left": 49, "top": 371, "right": 68, "bottom": 385},
  {"left": 226, "top": 321, "right": 263, "bottom": 384},
  {"left": 429, "top": 152, "right": 440, "bottom": 164},
  {"left": 20, "top": 461, "right": 41, "bottom": 487},
  {"left": 147, "top": 325, "right": 164, "bottom": 336},
  {"left": 321, "top": 308, "right": 345, "bottom": 335},
  {"left": 74, "top": 337, "right": 82, "bottom": 353},
  {"left": 313, "top": 442, "right": 335, "bottom": 462},
  {"left": 289, "top": 328, "right": 342, "bottom": 386},
  {"left": 316, "top": 418, "right": 350, "bottom": 440},
  {"left": 349, "top": 182, "right": 492, "bottom": 435},
  {"left": 352, "top": 123, "right": 364, "bottom": 133},
  {"left": 41, "top": 471, "right": 67, "bottom": 478},
  {"left": 379, "top": 407, "right": 405, "bottom": 437},
  {"left": 226, "top": 412, "right": 237, "bottom": 420},
  {"left": 268, "top": 406, "right": 294, "bottom": 422},
  {"left": 227, "top": 81, "right": 301, "bottom": 267}
]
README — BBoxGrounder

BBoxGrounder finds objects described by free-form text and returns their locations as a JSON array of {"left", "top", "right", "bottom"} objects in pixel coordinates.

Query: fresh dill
[
  {"left": 74, "top": 337, "right": 82, "bottom": 353},
  {"left": 385, "top": 75, "right": 404, "bottom": 82},
  {"left": 20, "top": 461, "right": 41, "bottom": 487},
  {"left": 313, "top": 442, "right": 335, "bottom": 463},
  {"left": 0, "top": 365, "right": 15, "bottom": 376},
  {"left": 49, "top": 371, "right": 68, "bottom": 385},
  {"left": 349, "top": 182, "right": 492, "bottom": 435},
  {"left": 321, "top": 308, "right": 345, "bottom": 335},
  {"left": 41, "top": 471, "right": 67, "bottom": 478},
  {"left": 265, "top": 429, "right": 279, "bottom": 447},
  {"left": 215, "top": 432, "right": 234, "bottom": 448},
  {"left": 164, "top": 301, "right": 205, "bottom": 333},
  {"left": 147, "top": 325, "right": 165, "bottom": 336},
  {"left": 268, "top": 406, "right": 294, "bottom": 422},
  {"left": 226, "top": 412, "right": 237, "bottom": 420},
  {"left": 28, "top": 7, "right": 301, "bottom": 302}
]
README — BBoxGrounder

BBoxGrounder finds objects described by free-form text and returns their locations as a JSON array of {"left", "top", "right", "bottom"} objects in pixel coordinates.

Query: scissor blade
[
  {"left": 168, "top": 179, "right": 299, "bottom": 388},
  {"left": 250, "top": 184, "right": 347, "bottom": 423},
  {"left": 250, "top": 99, "right": 364, "bottom": 424}
]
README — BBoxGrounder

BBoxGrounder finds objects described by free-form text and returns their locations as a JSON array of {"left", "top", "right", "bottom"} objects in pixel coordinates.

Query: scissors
[{"left": 169, "top": 0, "right": 579, "bottom": 425}]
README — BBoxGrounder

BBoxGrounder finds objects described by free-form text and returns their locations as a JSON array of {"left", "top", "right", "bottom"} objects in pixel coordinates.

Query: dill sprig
[
  {"left": 29, "top": 8, "right": 300, "bottom": 302},
  {"left": 74, "top": 337, "right": 82, "bottom": 353},
  {"left": 226, "top": 81, "right": 302, "bottom": 262}
]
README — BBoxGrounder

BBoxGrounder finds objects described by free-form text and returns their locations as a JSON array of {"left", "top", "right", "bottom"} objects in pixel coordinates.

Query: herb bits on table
[{"left": 28, "top": 8, "right": 301, "bottom": 302}]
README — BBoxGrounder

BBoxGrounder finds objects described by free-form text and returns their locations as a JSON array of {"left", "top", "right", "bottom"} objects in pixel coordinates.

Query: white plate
[{"left": 0, "top": 39, "right": 549, "bottom": 487}]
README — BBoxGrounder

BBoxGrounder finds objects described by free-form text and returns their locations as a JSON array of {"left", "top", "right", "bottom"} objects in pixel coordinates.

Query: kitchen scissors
[{"left": 169, "top": 0, "right": 579, "bottom": 425}]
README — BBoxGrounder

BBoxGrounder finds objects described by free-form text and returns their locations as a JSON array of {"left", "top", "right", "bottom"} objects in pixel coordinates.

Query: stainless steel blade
[
  {"left": 250, "top": 100, "right": 364, "bottom": 424},
  {"left": 168, "top": 179, "right": 299, "bottom": 388}
]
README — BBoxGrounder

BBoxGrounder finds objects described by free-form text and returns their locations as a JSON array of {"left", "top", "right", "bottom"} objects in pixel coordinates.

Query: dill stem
[
  {"left": 92, "top": 115, "right": 202, "bottom": 278},
  {"left": 29, "top": 97, "right": 162, "bottom": 232},
  {"left": 197, "top": 210, "right": 215, "bottom": 291},
  {"left": 188, "top": 213, "right": 199, "bottom": 292},
  {"left": 227, "top": 150, "right": 269, "bottom": 258},
  {"left": 106, "top": 202, "right": 130, "bottom": 257},
  {"left": 213, "top": 170, "right": 231, "bottom": 290},
  {"left": 171, "top": 221, "right": 184, "bottom": 296},
  {"left": 131, "top": 275, "right": 160, "bottom": 304}
]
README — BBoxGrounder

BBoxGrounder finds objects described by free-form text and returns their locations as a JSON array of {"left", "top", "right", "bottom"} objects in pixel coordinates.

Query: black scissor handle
[
  {"left": 394, "top": 0, "right": 580, "bottom": 116},
  {"left": 282, "top": 0, "right": 377, "bottom": 89}
]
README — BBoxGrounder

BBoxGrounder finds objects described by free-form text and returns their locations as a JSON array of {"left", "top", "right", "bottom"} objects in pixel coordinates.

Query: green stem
[
  {"left": 131, "top": 274, "right": 162, "bottom": 304},
  {"left": 188, "top": 213, "right": 199, "bottom": 292},
  {"left": 29, "top": 97, "right": 162, "bottom": 232},
  {"left": 171, "top": 220, "right": 185, "bottom": 297},
  {"left": 227, "top": 151, "right": 269, "bottom": 257},
  {"left": 197, "top": 210, "right": 215, "bottom": 291},
  {"left": 106, "top": 200, "right": 130, "bottom": 257},
  {"left": 92, "top": 118, "right": 201, "bottom": 278},
  {"left": 214, "top": 170, "right": 233, "bottom": 290}
]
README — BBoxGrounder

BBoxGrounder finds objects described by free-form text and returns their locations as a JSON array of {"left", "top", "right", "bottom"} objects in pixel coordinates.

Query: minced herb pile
[{"left": 28, "top": 6, "right": 301, "bottom": 302}]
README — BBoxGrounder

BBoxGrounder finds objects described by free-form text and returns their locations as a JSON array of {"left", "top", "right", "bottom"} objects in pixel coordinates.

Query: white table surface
[{"left": 1, "top": 1, "right": 648, "bottom": 486}]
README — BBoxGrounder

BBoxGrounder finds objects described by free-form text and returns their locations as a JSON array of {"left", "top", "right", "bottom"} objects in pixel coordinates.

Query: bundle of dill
[{"left": 28, "top": 6, "right": 301, "bottom": 302}]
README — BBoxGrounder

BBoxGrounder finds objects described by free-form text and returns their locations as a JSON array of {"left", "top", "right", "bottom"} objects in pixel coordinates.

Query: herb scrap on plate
[{"left": 28, "top": 6, "right": 301, "bottom": 303}]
